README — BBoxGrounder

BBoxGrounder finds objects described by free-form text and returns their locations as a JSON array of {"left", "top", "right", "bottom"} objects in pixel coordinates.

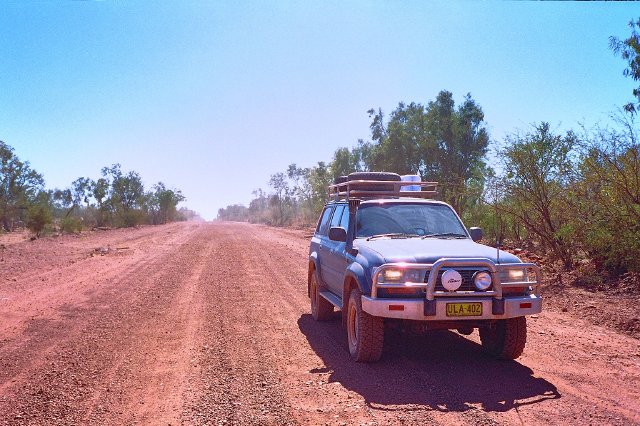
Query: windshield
[{"left": 355, "top": 203, "right": 467, "bottom": 239}]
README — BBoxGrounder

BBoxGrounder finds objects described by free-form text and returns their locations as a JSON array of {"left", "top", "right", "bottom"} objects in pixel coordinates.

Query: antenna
[{"left": 494, "top": 178, "right": 500, "bottom": 265}]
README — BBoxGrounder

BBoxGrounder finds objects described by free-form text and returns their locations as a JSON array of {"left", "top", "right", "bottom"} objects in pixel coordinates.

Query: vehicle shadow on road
[{"left": 298, "top": 314, "right": 560, "bottom": 414}]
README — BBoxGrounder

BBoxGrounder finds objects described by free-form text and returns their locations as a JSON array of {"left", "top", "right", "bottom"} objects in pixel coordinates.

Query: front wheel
[
  {"left": 310, "top": 273, "right": 333, "bottom": 321},
  {"left": 346, "top": 289, "right": 384, "bottom": 362},
  {"left": 479, "top": 317, "right": 527, "bottom": 360}
]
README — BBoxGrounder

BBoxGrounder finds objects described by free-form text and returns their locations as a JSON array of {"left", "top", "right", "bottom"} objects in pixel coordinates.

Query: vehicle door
[
  {"left": 312, "top": 206, "right": 334, "bottom": 288},
  {"left": 323, "top": 204, "right": 349, "bottom": 295}
]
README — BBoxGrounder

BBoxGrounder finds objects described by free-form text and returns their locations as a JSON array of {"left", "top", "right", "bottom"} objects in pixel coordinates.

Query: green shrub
[
  {"left": 26, "top": 204, "right": 52, "bottom": 237},
  {"left": 60, "top": 217, "right": 83, "bottom": 234},
  {"left": 118, "top": 209, "right": 146, "bottom": 228}
]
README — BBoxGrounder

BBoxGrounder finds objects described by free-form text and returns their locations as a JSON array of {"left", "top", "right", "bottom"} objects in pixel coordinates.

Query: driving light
[
  {"left": 473, "top": 271, "right": 492, "bottom": 291},
  {"left": 442, "top": 269, "right": 463, "bottom": 291}
]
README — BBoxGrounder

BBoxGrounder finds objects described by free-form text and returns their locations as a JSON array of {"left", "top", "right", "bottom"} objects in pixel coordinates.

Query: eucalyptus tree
[
  {"left": 354, "top": 91, "right": 490, "bottom": 214},
  {"left": 100, "top": 164, "right": 145, "bottom": 226},
  {"left": 610, "top": 18, "right": 640, "bottom": 114},
  {"left": 0, "top": 141, "right": 45, "bottom": 231},
  {"left": 422, "top": 91, "right": 490, "bottom": 213},
  {"left": 148, "top": 182, "right": 185, "bottom": 224}
]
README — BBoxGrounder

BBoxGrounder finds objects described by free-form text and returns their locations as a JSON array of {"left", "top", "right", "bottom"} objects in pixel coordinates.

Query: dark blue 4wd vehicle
[{"left": 308, "top": 172, "right": 542, "bottom": 362}]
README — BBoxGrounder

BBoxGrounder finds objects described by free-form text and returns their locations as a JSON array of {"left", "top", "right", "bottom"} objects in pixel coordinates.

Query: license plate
[{"left": 446, "top": 302, "right": 482, "bottom": 317}]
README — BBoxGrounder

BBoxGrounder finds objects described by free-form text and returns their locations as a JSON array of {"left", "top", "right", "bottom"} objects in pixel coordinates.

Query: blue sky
[{"left": 1, "top": 2, "right": 638, "bottom": 219}]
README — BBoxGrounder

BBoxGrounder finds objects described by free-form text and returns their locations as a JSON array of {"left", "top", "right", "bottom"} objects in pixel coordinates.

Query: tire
[
  {"left": 347, "top": 172, "right": 401, "bottom": 192},
  {"left": 479, "top": 317, "right": 527, "bottom": 360},
  {"left": 333, "top": 175, "right": 348, "bottom": 185},
  {"left": 332, "top": 176, "right": 348, "bottom": 196},
  {"left": 347, "top": 172, "right": 401, "bottom": 181},
  {"left": 310, "top": 272, "right": 333, "bottom": 321},
  {"left": 346, "top": 288, "right": 384, "bottom": 362}
]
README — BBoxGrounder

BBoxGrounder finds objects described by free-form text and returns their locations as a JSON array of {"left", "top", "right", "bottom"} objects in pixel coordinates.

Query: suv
[{"left": 308, "top": 172, "right": 541, "bottom": 362}]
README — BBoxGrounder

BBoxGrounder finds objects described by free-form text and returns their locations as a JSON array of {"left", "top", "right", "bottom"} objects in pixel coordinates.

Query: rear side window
[
  {"left": 330, "top": 205, "right": 346, "bottom": 228},
  {"left": 339, "top": 207, "right": 350, "bottom": 230},
  {"left": 316, "top": 207, "right": 333, "bottom": 235}
]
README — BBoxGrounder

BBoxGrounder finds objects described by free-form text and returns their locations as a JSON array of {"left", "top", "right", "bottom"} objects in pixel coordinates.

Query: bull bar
[{"left": 362, "top": 258, "right": 542, "bottom": 321}]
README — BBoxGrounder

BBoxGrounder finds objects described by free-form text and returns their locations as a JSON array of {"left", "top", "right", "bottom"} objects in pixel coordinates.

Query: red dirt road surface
[{"left": 1, "top": 222, "right": 639, "bottom": 425}]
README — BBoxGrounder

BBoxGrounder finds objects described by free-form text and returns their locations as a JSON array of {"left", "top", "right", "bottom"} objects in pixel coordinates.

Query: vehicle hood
[{"left": 355, "top": 238, "right": 521, "bottom": 265}]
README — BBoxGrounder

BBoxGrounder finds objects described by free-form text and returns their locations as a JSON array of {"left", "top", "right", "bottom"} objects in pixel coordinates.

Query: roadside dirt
[
  {"left": 1, "top": 222, "right": 639, "bottom": 425},
  {"left": 497, "top": 245, "right": 640, "bottom": 339}
]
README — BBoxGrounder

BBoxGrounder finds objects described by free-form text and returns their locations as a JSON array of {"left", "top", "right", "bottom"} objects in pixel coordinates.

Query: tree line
[
  {"left": 0, "top": 142, "right": 196, "bottom": 237},
  {"left": 218, "top": 19, "right": 640, "bottom": 277}
]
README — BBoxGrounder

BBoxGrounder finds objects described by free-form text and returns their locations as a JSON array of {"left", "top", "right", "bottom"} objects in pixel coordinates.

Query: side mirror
[
  {"left": 328, "top": 226, "right": 347, "bottom": 242},
  {"left": 469, "top": 227, "right": 483, "bottom": 242}
]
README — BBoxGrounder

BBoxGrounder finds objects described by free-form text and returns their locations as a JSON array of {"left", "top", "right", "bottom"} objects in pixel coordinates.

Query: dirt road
[{"left": 1, "top": 222, "right": 639, "bottom": 425}]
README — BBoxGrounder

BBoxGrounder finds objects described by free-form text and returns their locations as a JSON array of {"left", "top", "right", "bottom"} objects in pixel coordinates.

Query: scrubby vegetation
[{"left": 0, "top": 142, "right": 195, "bottom": 236}]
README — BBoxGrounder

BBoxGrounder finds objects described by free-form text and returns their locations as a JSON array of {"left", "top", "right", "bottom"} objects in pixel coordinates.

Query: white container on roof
[{"left": 401, "top": 174, "right": 421, "bottom": 191}]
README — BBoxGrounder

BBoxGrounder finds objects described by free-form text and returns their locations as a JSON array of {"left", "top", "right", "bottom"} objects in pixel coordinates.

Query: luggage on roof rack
[{"left": 328, "top": 172, "right": 438, "bottom": 201}]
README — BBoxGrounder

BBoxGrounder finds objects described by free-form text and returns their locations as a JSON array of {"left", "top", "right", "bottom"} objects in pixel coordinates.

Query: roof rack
[{"left": 328, "top": 179, "right": 439, "bottom": 201}]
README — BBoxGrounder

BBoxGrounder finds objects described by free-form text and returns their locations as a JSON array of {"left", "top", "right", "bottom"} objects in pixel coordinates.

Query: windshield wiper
[
  {"left": 366, "top": 233, "right": 420, "bottom": 241},
  {"left": 421, "top": 232, "right": 467, "bottom": 239}
]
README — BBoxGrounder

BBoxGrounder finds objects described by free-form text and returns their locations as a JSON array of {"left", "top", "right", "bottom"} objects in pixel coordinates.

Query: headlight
[
  {"left": 473, "top": 271, "right": 492, "bottom": 290},
  {"left": 382, "top": 269, "right": 404, "bottom": 283},
  {"left": 377, "top": 268, "right": 423, "bottom": 283}
]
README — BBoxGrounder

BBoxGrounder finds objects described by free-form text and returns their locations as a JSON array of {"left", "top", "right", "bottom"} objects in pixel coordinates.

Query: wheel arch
[
  {"left": 342, "top": 263, "right": 369, "bottom": 327},
  {"left": 344, "top": 262, "right": 370, "bottom": 295}
]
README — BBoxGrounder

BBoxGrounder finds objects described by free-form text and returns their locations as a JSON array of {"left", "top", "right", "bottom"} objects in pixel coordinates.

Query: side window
[
  {"left": 316, "top": 207, "right": 333, "bottom": 235},
  {"left": 339, "top": 206, "right": 350, "bottom": 230},
  {"left": 330, "top": 205, "right": 345, "bottom": 228}
]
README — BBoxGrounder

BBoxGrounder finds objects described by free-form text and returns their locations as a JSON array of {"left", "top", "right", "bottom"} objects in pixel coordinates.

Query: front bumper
[{"left": 361, "top": 294, "right": 542, "bottom": 321}]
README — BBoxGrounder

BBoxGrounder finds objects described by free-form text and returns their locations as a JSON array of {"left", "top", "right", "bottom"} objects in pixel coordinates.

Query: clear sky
[{"left": 1, "top": 2, "right": 638, "bottom": 220}]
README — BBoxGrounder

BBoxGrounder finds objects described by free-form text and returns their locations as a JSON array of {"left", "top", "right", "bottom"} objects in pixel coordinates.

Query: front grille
[{"left": 425, "top": 268, "right": 491, "bottom": 292}]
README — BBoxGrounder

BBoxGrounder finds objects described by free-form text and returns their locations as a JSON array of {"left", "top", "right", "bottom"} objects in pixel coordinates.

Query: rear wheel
[
  {"left": 479, "top": 317, "right": 527, "bottom": 360},
  {"left": 346, "top": 289, "right": 384, "bottom": 362},
  {"left": 310, "top": 273, "right": 333, "bottom": 321}
]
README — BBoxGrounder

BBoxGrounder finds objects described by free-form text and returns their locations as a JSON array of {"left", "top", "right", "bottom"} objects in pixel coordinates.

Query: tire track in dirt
[
  {"left": 0, "top": 224, "right": 201, "bottom": 392},
  {"left": 0, "top": 223, "right": 204, "bottom": 425},
  {"left": 0, "top": 222, "right": 192, "bottom": 337},
  {"left": 181, "top": 224, "right": 295, "bottom": 425},
  {"left": 78, "top": 225, "right": 215, "bottom": 425}
]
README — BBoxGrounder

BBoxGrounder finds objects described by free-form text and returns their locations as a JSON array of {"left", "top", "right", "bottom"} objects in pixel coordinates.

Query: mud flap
[{"left": 424, "top": 300, "right": 436, "bottom": 316}]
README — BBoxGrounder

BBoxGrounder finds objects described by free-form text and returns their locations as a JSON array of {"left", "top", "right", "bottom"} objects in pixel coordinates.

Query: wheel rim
[{"left": 348, "top": 303, "right": 358, "bottom": 351}]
